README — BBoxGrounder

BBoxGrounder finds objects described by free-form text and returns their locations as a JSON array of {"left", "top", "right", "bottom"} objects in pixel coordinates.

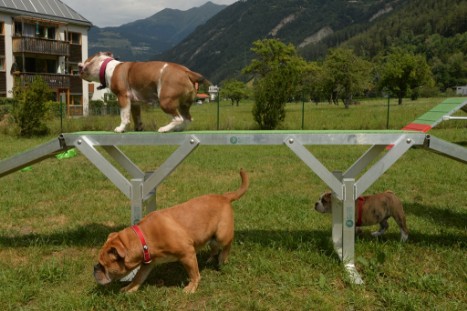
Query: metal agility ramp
[
  {"left": 1, "top": 98, "right": 466, "bottom": 284},
  {"left": 402, "top": 97, "right": 467, "bottom": 131}
]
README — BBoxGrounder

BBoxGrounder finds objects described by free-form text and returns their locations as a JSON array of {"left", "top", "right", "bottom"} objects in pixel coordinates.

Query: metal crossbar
[{"left": 0, "top": 130, "right": 466, "bottom": 284}]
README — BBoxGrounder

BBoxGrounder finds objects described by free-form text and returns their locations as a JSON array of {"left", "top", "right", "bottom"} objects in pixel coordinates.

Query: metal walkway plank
[
  {"left": 407, "top": 98, "right": 467, "bottom": 129},
  {"left": 0, "top": 138, "right": 67, "bottom": 178}
]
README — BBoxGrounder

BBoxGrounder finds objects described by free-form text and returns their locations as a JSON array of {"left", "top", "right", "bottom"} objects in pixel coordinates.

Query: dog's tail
[
  {"left": 223, "top": 169, "right": 249, "bottom": 202},
  {"left": 186, "top": 70, "right": 211, "bottom": 91}
]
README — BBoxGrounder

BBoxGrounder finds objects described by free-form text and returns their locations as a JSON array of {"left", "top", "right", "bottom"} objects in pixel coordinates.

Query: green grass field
[{"left": 0, "top": 98, "right": 466, "bottom": 310}]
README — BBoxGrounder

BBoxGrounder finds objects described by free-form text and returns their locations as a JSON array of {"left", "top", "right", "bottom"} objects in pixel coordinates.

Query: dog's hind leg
[
  {"left": 157, "top": 96, "right": 191, "bottom": 132},
  {"left": 371, "top": 218, "right": 389, "bottom": 237},
  {"left": 131, "top": 103, "right": 144, "bottom": 131},
  {"left": 217, "top": 241, "right": 232, "bottom": 266},
  {"left": 207, "top": 239, "right": 220, "bottom": 265},
  {"left": 394, "top": 214, "right": 409, "bottom": 242},
  {"left": 207, "top": 239, "right": 232, "bottom": 269},
  {"left": 158, "top": 114, "right": 186, "bottom": 133}
]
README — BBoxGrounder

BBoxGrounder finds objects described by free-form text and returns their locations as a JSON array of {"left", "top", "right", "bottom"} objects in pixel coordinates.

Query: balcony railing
[
  {"left": 12, "top": 37, "right": 69, "bottom": 56},
  {"left": 16, "top": 73, "right": 70, "bottom": 89}
]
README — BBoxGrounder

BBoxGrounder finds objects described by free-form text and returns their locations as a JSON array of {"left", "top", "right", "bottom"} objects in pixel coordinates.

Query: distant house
[
  {"left": 455, "top": 86, "right": 467, "bottom": 96},
  {"left": 0, "top": 0, "right": 92, "bottom": 116}
]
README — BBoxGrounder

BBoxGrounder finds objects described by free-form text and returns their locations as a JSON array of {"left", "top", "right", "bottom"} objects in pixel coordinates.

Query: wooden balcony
[
  {"left": 12, "top": 37, "right": 69, "bottom": 56},
  {"left": 16, "top": 73, "right": 70, "bottom": 89}
]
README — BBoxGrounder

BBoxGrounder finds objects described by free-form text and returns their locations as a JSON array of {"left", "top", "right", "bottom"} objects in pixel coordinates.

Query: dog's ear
[
  {"left": 323, "top": 192, "right": 332, "bottom": 203},
  {"left": 106, "top": 232, "right": 118, "bottom": 242},
  {"left": 105, "top": 232, "right": 126, "bottom": 260},
  {"left": 101, "top": 51, "right": 114, "bottom": 58},
  {"left": 108, "top": 241, "right": 126, "bottom": 261}
]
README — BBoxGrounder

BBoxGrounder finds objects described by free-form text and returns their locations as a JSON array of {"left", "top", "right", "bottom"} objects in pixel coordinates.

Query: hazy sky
[{"left": 60, "top": 0, "right": 237, "bottom": 27}]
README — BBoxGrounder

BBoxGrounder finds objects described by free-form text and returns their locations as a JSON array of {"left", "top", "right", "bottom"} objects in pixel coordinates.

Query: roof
[{"left": 0, "top": 0, "right": 92, "bottom": 27}]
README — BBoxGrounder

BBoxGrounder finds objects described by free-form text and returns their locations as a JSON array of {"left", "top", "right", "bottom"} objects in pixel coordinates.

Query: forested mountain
[
  {"left": 157, "top": 0, "right": 466, "bottom": 88},
  {"left": 88, "top": 2, "right": 226, "bottom": 61},
  {"left": 158, "top": 0, "right": 404, "bottom": 82},
  {"left": 340, "top": 0, "right": 467, "bottom": 91}
]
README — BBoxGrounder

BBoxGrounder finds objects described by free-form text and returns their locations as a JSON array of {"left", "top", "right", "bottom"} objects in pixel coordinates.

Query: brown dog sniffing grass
[
  {"left": 314, "top": 190, "right": 409, "bottom": 242},
  {"left": 93, "top": 169, "right": 249, "bottom": 293}
]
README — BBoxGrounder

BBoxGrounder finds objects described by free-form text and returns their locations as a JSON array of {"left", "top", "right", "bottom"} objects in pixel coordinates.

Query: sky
[{"left": 60, "top": 0, "right": 238, "bottom": 27}]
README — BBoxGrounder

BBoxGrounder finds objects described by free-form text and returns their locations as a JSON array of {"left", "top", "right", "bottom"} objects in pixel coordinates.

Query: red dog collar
[
  {"left": 356, "top": 196, "right": 365, "bottom": 227},
  {"left": 131, "top": 225, "right": 152, "bottom": 264},
  {"left": 98, "top": 58, "right": 113, "bottom": 90}
]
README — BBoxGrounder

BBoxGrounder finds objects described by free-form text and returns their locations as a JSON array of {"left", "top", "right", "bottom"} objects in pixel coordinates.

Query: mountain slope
[
  {"left": 158, "top": 0, "right": 466, "bottom": 86},
  {"left": 158, "top": 0, "right": 403, "bottom": 82},
  {"left": 88, "top": 1, "right": 226, "bottom": 61}
]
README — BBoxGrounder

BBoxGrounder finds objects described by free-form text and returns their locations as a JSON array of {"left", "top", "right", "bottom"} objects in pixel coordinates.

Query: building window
[
  {"left": 14, "top": 22, "right": 56, "bottom": 39},
  {"left": 71, "top": 95, "right": 82, "bottom": 105},
  {"left": 14, "top": 22, "right": 22, "bottom": 36},
  {"left": 68, "top": 64, "right": 81, "bottom": 76},
  {"left": 66, "top": 32, "right": 81, "bottom": 44},
  {"left": 0, "top": 22, "right": 4, "bottom": 35},
  {"left": 0, "top": 57, "right": 5, "bottom": 71}
]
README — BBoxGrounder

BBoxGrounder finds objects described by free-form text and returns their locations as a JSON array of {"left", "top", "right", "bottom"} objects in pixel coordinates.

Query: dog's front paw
[
  {"left": 157, "top": 126, "right": 171, "bottom": 133},
  {"left": 120, "top": 283, "right": 140, "bottom": 293},
  {"left": 371, "top": 231, "right": 383, "bottom": 237},
  {"left": 114, "top": 126, "right": 126, "bottom": 133},
  {"left": 183, "top": 282, "right": 198, "bottom": 294}
]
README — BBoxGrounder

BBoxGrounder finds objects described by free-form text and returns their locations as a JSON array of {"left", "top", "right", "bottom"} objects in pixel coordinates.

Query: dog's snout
[
  {"left": 314, "top": 202, "right": 320, "bottom": 211},
  {"left": 314, "top": 201, "right": 325, "bottom": 213},
  {"left": 94, "top": 263, "right": 103, "bottom": 273}
]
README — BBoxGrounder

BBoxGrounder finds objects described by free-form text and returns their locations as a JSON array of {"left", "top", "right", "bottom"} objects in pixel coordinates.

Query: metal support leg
[
  {"left": 331, "top": 172, "right": 343, "bottom": 260},
  {"left": 144, "top": 172, "right": 157, "bottom": 213},
  {"left": 342, "top": 178, "right": 363, "bottom": 284},
  {"left": 331, "top": 176, "right": 363, "bottom": 284},
  {"left": 131, "top": 178, "right": 143, "bottom": 225}
]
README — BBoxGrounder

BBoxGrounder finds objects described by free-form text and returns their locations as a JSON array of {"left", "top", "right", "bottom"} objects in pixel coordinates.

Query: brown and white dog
[
  {"left": 93, "top": 170, "right": 249, "bottom": 293},
  {"left": 78, "top": 52, "right": 210, "bottom": 133},
  {"left": 314, "top": 191, "right": 409, "bottom": 242}
]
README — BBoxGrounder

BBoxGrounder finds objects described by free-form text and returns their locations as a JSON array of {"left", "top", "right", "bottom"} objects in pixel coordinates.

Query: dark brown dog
[
  {"left": 94, "top": 170, "right": 249, "bottom": 293},
  {"left": 79, "top": 52, "right": 210, "bottom": 133},
  {"left": 314, "top": 190, "right": 409, "bottom": 241}
]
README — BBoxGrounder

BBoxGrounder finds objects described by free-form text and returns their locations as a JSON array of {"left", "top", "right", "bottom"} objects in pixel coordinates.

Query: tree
[
  {"left": 221, "top": 79, "right": 248, "bottom": 106},
  {"left": 322, "top": 48, "right": 373, "bottom": 108},
  {"left": 377, "top": 48, "right": 434, "bottom": 105},
  {"left": 243, "top": 39, "right": 305, "bottom": 129},
  {"left": 12, "top": 77, "right": 52, "bottom": 137}
]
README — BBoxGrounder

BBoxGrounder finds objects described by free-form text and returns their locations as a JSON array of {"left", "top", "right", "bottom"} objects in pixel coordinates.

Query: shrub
[
  {"left": 105, "top": 98, "right": 120, "bottom": 115},
  {"left": 45, "top": 101, "right": 64, "bottom": 119},
  {"left": 12, "top": 77, "right": 52, "bottom": 137},
  {"left": 89, "top": 100, "right": 105, "bottom": 115},
  {"left": 252, "top": 72, "right": 287, "bottom": 129}
]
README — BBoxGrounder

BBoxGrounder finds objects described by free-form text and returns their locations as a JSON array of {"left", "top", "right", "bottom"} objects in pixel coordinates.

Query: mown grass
[{"left": 0, "top": 97, "right": 466, "bottom": 310}]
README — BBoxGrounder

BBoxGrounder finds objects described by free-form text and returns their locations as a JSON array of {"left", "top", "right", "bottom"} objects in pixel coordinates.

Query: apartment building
[{"left": 0, "top": 0, "right": 92, "bottom": 116}]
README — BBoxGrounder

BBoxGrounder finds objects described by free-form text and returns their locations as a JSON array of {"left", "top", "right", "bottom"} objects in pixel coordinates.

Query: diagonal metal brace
[
  {"left": 355, "top": 135, "right": 414, "bottom": 197},
  {"left": 74, "top": 135, "right": 132, "bottom": 198},
  {"left": 142, "top": 135, "right": 200, "bottom": 197},
  {"left": 284, "top": 136, "right": 342, "bottom": 198}
]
